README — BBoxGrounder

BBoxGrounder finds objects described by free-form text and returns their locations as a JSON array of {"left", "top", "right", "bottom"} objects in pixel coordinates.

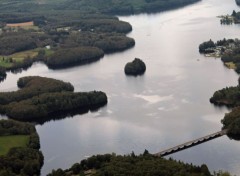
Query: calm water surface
[{"left": 1, "top": 0, "right": 240, "bottom": 175}]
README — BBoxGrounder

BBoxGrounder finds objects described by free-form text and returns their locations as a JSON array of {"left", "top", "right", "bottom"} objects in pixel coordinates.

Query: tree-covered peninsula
[
  {"left": 48, "top": 152, "right": 212, "bottom": 176},
  {"left": 0, "top": 119, "right": 43, "bottom": 176},
  {"left": 0, "top": 76, "right": 107, "bottom": 123},
  {"left": 125, "top": 58, "right": 146, "bottom": 76}
]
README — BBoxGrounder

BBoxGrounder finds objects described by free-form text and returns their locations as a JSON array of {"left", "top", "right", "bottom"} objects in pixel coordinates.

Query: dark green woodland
[{"left": 0, "top": 76, "right": 107, "bottom": 123}]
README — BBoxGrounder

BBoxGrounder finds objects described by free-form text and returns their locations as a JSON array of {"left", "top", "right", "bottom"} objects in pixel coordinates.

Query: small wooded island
[
  {"left": 0, "top": 76, "right": 107, "bottom": 124},
  {"left": 124, "top": 58, "right": 146, "bottom": 76}
]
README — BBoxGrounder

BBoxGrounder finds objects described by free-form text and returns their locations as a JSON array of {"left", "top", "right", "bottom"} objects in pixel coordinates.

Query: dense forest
[
  {"left": 0, "top": 0, "right": 200, "bottom": 15},
  {"left": 0, "top": 76, "right": 107, "bottom": 123},
  {"left": 47, "top": 152, "right": 233, "bottom": 176},
  {"left": 48, "top": 152, "right": 213, "bottom": 176},
  {"left": 0, "top": 119, "right": 43, "bottom": 176},
  {"left": 124, "top": 58, "right": 146, "bottom": 76}
]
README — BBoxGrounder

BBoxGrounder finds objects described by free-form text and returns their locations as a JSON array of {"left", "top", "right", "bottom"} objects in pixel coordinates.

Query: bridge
[{"left": 154, "top": 129, "right": 227, "bottom": 157}]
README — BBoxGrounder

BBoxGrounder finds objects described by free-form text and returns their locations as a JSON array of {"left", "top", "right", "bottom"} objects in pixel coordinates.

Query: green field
[
  {"left": 0, "top": 135, "right": 29, "bottom": 156},
  {"left": 0, "top": 48, "right": 54, "bottom": 68}
]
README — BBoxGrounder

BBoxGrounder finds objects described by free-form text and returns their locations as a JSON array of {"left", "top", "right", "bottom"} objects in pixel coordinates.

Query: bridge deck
[{"left": 154, "top": 129, "right": 227, "bottom": 157}]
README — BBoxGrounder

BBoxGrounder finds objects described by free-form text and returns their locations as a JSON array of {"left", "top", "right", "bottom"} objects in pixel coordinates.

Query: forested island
[
  {"left": 124, "top": 58, "right": 146, "bottom": 76},
  {"left": 0, "top": 76, "right": 107, "bottom": 124},
  {"left": 0, "top": 119, "right": 43, "bottom": 176}
]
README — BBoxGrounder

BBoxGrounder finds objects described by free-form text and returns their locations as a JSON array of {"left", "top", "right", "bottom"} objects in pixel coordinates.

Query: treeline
[
  {"left": 0, "top": 119, "right": 43, "bottom": 176},
  {"left": 48, "top": 152, "right": 212, "bottom": 176},
  {"left": 0, "top": 76, "right": 107, "bottom": 123}
]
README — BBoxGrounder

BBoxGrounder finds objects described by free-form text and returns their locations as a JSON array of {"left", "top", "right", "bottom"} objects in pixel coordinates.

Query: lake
[{"left": 1, "top": 0, "right": 240, "bottom": 175}]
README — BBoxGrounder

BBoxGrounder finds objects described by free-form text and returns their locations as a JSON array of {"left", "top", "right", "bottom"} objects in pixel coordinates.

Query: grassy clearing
[
  {"left": 0, "top": 135, "right": 29, "bottom": 156},
  {"left": 0, "top": 48, "right": 54, "bottom": 68},
  {"left": 0, "top": 49, "right": 38, "bottom": 68},
  {"left": 11, "top": 49, "right": 39, "bottom": 59},
  {"left": 0, "top": 58, "right": 13, "bottom": 68}
]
